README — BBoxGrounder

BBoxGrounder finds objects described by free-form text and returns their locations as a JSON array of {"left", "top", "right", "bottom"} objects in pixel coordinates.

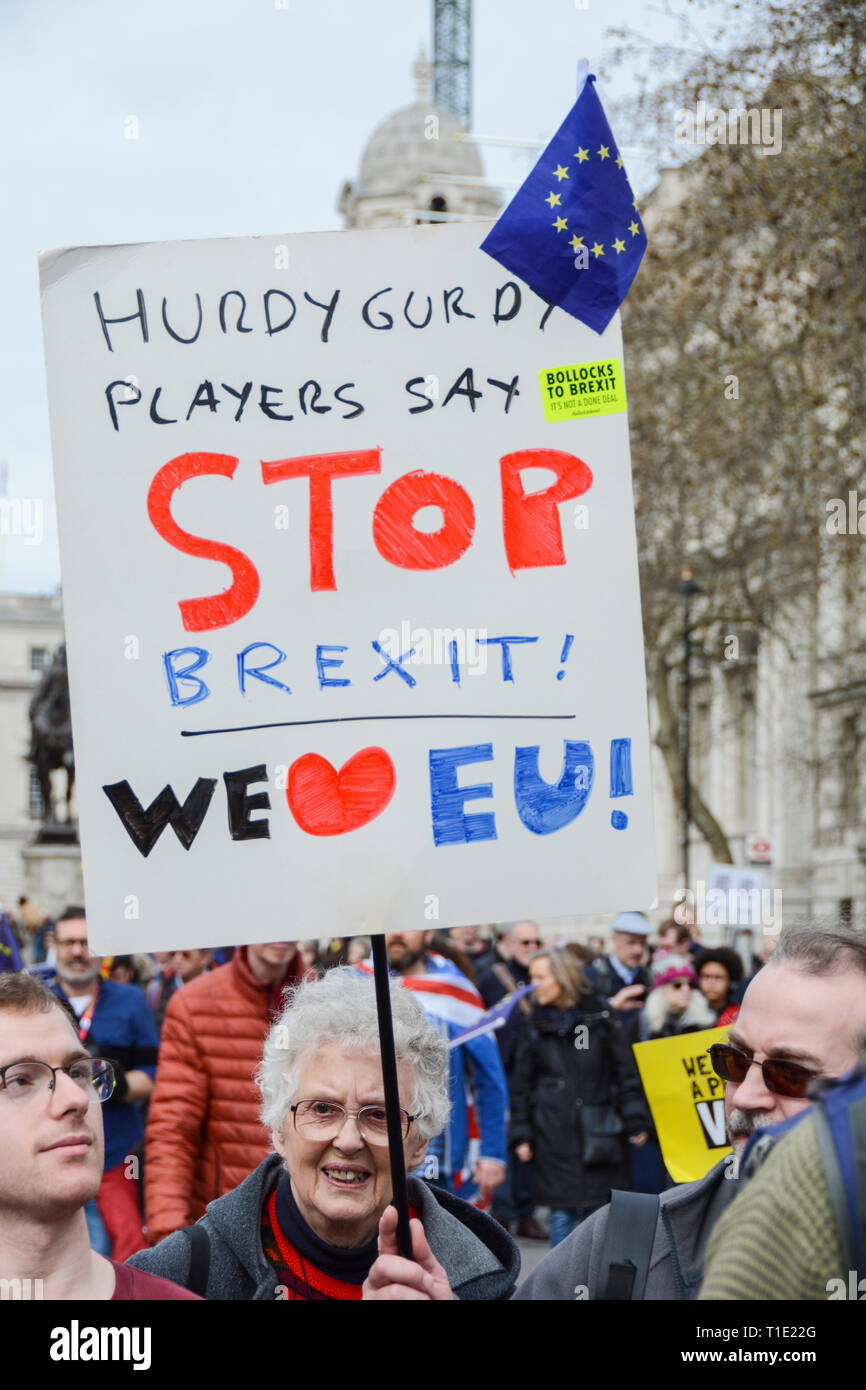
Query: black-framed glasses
[
  {"left": 0, "top": 1058, "right": 116, "bottom": 1104},
  {"left": 707, "top": 1043, "right": 819, "bottom": 1099},
  {"left": 290, "top": 1099, "right": 418, "bottom": 1146}
]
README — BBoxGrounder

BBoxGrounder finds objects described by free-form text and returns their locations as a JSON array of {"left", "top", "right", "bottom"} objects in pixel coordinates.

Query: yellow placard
[
  {"left": 538, "top": 358, "right": 627, "bottom": 421},
  {"left": 633, "top": 1026, "right": 732, "bottom": 1183}
]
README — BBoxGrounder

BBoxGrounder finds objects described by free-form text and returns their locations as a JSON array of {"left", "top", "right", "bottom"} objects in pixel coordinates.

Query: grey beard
[
  {"left": 56, "top": 963, "right": 99, "bottom": 990},
  {"left": 726, "top": 1107, "right": 775, "bottom": 1146}
]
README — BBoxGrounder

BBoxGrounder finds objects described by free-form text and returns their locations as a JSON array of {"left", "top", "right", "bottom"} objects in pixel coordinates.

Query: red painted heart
[{"left": 286, "top": 747, "right": 396, "bottom": 836}]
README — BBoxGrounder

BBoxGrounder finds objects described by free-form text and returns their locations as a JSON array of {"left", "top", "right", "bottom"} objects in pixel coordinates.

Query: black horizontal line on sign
[{"left": 180, "top": 714, "right": 577, "bottom": 737}]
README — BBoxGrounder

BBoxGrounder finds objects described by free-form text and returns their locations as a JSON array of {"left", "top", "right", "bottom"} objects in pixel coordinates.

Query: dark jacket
[
  {"left": 129, "top": 1153, "right": 519, "bottom": 1300},
  {"left": 513, "top": 1158, "right": 736, "bottom": 1300},
  {"left": 585, "top": 958, "right": 651, "bottom": 1047},
  {"left": 509, "top": 995, "right": 651, "bottom": 1210},
  {"left": 477, "top": 957, "right": 533, "bottom": 1072},
  {"left": 146, "top": 969, "right": 181, "bottom": 1034}
]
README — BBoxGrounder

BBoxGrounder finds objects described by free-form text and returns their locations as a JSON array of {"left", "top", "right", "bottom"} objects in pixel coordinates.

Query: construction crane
[{"left": 433, "top": 0, "right": 472, "bottom": 130}]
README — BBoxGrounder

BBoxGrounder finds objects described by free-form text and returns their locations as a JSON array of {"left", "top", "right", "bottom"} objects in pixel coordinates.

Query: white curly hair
[{"left": 256, "top": 967, "right": 450, "bottom": 1143}]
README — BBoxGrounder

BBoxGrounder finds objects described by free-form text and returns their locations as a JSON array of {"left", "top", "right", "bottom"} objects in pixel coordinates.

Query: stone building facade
[{"left": 0, "top": 590, "right": 80, "bottom": 917}]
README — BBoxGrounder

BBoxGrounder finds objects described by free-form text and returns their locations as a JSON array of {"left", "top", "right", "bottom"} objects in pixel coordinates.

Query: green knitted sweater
[{"left": 700, "top": 1111, "right": 847, "bottom": 1300}]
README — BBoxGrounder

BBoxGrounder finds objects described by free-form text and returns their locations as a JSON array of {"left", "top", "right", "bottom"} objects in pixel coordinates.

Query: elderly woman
[
  {"left": 639, "top": 952, "right": 717, "bottom": 1041},
  {"left": 127, "top": 968, "right": 518, "bottom": 1300}
]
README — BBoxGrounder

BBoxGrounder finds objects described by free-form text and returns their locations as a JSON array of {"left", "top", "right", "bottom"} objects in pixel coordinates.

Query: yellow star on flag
[
  {"left": 575, "top": 147, "right": 589, "bottom": 163},
  {"left": 613, "top": 238, "right": 626, "bottom": 253},
  {"left": 597, "top": 144, "right": 610, "bottom": 161},
  {"left": 615, "top": 154, "right": 623, "bottom": 169},
  {"left": 545, "top": 192, "right": 562, "bottom": 208},
  {"left": 569, "top": 234, "right": 584, "bottom": 250},
  {"left": 553, "top": 165, "right": 569, "bottom": 181},
  {"left": 628, "top": 220, "right": 640, "bottom": 237},
  {"left": 633, "top": 198, "right": 639, "bottom": 210},
  {"left": 590, "top": 242, "right": 604, "bottom": 258},
  {"left": 553, "top": 216, "right": 568, "bottom": 233}
]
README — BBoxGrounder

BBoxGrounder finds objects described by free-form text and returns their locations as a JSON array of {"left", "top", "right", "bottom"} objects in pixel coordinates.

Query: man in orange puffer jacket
[{"left": 144, "top": 942, "right": 304, "bottom": 1246}]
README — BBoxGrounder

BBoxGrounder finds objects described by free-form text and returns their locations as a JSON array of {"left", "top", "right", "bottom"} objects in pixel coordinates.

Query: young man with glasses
[
  {"left": 50, "top": 906, "right": 159, "bottom": 1261},
  {"left": 0, "top": 972, "right": 196, "bottom": 1299},
  {"left": 514, "top": 924, "right": 866, "bottom": 1299}
]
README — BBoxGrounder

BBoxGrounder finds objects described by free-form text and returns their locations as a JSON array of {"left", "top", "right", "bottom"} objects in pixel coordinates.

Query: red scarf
[{"left": 261, "top": 1187, "right": 420, "bottom": 1301}]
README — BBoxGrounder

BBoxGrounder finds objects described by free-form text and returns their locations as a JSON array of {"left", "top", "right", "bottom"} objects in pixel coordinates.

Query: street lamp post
[{"left": 676, "top": 567, "right": 702, "bottom": 891}]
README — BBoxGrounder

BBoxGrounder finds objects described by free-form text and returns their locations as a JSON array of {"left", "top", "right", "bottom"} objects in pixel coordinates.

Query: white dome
[{"left": 357, "top": 101, "right": 484, "bottom": 198}]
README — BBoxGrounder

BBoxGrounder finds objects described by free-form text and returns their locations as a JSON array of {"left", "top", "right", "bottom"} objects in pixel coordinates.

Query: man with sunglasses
[
  {"left": 0, "top": 971, "right": 196, "bottom": 1299},
  {"left": 514, "top": 925, "right": 866, "bottom": 1300},
  {"left": 700, "top": 1052, "right": 866, "bottom": 1300}
]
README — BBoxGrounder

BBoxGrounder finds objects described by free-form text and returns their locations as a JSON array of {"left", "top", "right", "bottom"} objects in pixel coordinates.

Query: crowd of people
[{"left": 0, "top": 902, "right": 863, "bottom": 1301}]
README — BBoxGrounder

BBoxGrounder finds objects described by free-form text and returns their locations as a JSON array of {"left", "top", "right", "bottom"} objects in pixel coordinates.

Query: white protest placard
[{"left": 40, "top": 222, "right": 656, "bottom": 952}]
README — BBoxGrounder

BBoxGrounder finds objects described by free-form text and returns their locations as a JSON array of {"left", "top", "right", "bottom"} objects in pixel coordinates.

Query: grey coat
[
  {"left": 129, "top": 1153, "right": 519, "bottom": 1300},
  {"left": 512, "top": 1158, "right": 736, "bottom": 1300}
]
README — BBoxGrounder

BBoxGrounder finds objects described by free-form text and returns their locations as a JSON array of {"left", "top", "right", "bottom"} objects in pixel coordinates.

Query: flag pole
[{"left": 371, "top": 935, "right": 413, "bottom": 1259}]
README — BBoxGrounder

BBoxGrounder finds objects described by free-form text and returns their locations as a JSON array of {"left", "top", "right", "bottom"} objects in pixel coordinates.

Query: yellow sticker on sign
[
  {"left": 633, "top": 1026, "right": 733, "bottom": 1184},
  {"left": 538, "top": 358, "right": 627, "bottom": 421}
]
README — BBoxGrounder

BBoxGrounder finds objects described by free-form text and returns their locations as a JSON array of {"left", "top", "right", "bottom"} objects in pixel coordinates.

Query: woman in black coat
[{"left": 510, "top": 948, "right": 651, "bottom": 1248}]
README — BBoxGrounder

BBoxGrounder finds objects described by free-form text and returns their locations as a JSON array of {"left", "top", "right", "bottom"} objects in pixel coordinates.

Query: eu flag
[
  {"left": 447, "top": 984, "right": 536, "bottom": 1049},
  {"left": 481, "top": 74, "right": 647, "bottom": 334},
  {"left": 0, "top": 912, "right": 24, "bottom": 973}
]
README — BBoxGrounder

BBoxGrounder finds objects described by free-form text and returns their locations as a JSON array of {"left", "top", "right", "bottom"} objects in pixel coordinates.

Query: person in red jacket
[{"left": 144, "top": 941, "right": 303, "bottom": 1246}]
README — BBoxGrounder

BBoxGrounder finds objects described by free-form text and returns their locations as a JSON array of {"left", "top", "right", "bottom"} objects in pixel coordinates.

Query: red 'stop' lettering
[
  {"left": 147, "top": 452, "right": 260, "bottom": 631},
  {"left": 500, "top": 448, "right": 593, "bottom": 573},
  {"left": 373, "top": 471, "right": 475, "bottom": 571},
  {"left": 261, "top": 449, "right": 381, "bottom": 590}
]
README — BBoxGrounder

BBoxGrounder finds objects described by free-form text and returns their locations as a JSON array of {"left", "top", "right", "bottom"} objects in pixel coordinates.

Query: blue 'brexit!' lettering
[{"left": 161, "top": 634, "right": 549, "bottom": 705}]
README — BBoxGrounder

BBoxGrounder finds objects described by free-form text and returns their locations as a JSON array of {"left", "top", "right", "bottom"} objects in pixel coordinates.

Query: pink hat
[{"left": 650, "top": 951, "right": 697, "bottom": 990}]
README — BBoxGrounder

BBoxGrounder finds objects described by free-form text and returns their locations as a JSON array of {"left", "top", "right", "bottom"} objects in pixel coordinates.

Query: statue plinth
[
  {"left": 21, "top": 839, "right": 84, "bottom": 921},
  {"left": 34, "top": 822, "right": 79, "bottom": 846}
]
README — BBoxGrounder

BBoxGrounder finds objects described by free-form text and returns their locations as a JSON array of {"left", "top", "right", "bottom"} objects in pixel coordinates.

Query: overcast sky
[{"left": 0, "top": 0, "right": 725, "bottom": 592}]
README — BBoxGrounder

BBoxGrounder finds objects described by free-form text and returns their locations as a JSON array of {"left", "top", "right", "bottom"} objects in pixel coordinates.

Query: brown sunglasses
[{"left": 707, "top": 1042, "right": 820, "bottom": 1099}]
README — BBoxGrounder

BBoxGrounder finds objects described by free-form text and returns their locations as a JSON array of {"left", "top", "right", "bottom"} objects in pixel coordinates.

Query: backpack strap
[
  {"left": 186, "top": 1221, "right": 211, "bottom": 1298},
  {"left": 598, "top": 1190, "right": 660, "bottom": 1299},
  {"left": 814, "top": 1072, "right": 866, "bottom": 1280},
  {"left": 811, "top": 1101, "right": 855, "bottom": 1275},
  {"left": 850, "top": 1095, "right": 866, "bottom": 1278}
]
